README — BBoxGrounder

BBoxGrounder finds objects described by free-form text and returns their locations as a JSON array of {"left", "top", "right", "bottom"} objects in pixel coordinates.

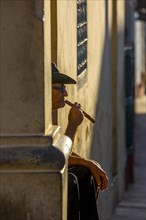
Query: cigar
[{"left": 65, "top": 100, "right": 95, "bottom": 124}]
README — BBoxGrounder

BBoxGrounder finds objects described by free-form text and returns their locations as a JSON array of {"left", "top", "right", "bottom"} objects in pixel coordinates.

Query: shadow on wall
[
  {"left": 89, "top": 0, "right": 126, "bottom": 219},
  {"left": 90, "top": 0, "right": 112, "bottom": 166},
  {"left": 90, "top": 2, "right": 113, "bottom": 217}
]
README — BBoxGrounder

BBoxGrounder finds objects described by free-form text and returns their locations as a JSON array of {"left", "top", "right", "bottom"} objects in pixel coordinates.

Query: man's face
[{"left": 52, "top": 83, "right": 68, "bottom": 110}]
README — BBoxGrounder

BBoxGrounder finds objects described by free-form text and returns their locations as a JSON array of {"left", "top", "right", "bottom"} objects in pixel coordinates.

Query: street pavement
[{"left": 110, "top": 95, "right": 146, "bottom": 220}]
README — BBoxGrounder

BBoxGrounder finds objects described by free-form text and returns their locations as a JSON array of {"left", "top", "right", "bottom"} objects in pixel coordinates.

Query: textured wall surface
[
  {"left": 0, "top": 0, "right": 127, "bottom": 219},
  {"left": 0, "top": 0, "right": 45, "bottom": 135},
  {"left": 56, "top": 0, "right": 126, "bottom": 219}
]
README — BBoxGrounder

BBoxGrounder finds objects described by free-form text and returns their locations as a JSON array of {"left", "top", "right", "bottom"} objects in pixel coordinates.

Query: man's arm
[
  {"left": 65, "top": 102, "right": 108, "bottom": 191},
  {"left": 69, "top": 154, "right": 108, "bottom": 191},
  {"left": 65, "top": 102, "right": 84, "bottom": 141}
]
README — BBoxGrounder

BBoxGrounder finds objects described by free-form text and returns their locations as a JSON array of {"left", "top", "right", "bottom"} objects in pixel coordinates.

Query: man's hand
[
  {"left": 88, "top": 160, "right": 108, "bottom": 191},
  {"left": 68, "top": 102, "right": 84, "bottom": 127},
  {"left": 65, "top": 103, "right": 84, "bottom": 141},
  {"left": 69, "top": 154, "right": 108, "bottom": 191}
]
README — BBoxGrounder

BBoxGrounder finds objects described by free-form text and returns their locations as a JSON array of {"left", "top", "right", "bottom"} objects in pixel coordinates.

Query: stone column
[{"left": 0, "top": 1, "right": 71, "bottom": 219}]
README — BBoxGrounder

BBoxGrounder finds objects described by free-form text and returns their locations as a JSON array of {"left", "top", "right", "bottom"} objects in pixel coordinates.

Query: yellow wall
[
  {"left": 0, "top": 0, "right": 126, "bottom": 218},
  {"left": 56, "top": 0, "right": 126, "bottom": 218}
]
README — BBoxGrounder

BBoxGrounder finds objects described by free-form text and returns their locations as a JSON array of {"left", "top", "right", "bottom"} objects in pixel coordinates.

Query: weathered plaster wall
[
  {"left": 56, "top": 0, "right": 126, "bottom": 219},
  {"left": 0, "top": 0, "right": 52, "bottom": 135},
  {"left": 0, "top": 1, "right": 70, "bottom": 219},
  {"left": 0, "top": 0, "right": 127, "bottom": 219}
]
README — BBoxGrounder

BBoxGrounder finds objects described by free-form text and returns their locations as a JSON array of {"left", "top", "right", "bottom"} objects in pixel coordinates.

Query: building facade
[{"left": 0, "top": 1, "right": 133, "bottom": 219}]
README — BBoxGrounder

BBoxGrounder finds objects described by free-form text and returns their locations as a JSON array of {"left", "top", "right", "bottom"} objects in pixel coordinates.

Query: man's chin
[
  {"left": 58, "top": 101, "right": 65, "bottom": 109},
  {"left": 61, "top": 102, "right": 66, "bottom": 108}
]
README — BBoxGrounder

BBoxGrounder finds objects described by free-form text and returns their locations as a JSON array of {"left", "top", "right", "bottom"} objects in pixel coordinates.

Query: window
[{"left": 77, "top": 0, "right": 87, "bottom": 85}]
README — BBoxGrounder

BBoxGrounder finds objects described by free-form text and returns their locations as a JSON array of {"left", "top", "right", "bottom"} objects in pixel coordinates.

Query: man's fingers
[
  {"left": 74, "top": 102, "right": 81, "bottom": 108},
  {"left": 100, "top": 175, "right": 108, "bottom": 190},
  {"left": 94, "top": 176, "right": 102, "bottom": 190},
  {"left": 95, "top": 173, "right": 108, "bottom": 191},
  {"left": 89, "top": 160, "right": 108, "bottom": 191}
]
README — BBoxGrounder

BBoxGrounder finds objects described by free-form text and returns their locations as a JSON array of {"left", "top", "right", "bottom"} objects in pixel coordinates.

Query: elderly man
[{"left": 51, "top": 63, "right": 108, "bottom": 220}]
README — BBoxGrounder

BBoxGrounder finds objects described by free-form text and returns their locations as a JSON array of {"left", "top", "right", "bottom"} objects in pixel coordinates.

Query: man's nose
[{"left": 63, "top": 90, "right": 68, "bottom": 96}]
